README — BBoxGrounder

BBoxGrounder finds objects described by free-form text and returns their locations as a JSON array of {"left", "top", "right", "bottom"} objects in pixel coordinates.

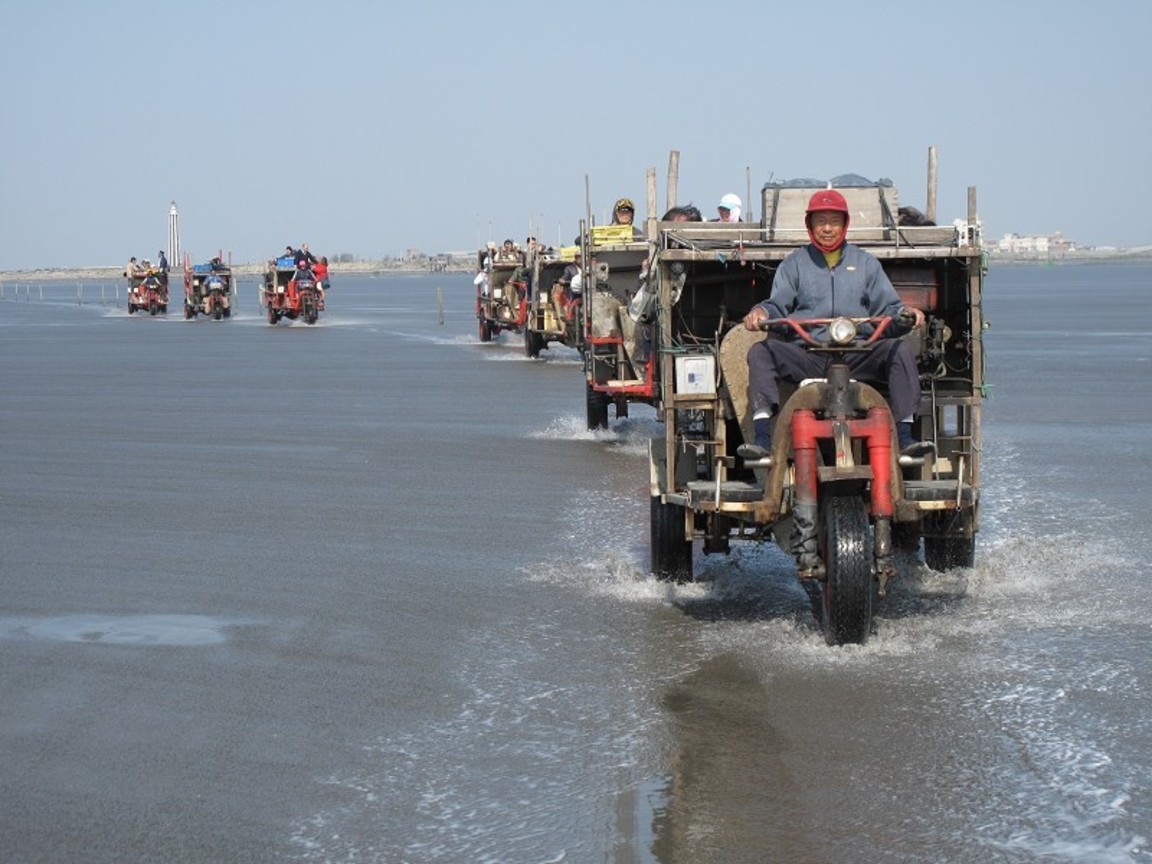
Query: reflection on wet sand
[{"left": 630, "top": 654, "right": 810, "bottom": 863}]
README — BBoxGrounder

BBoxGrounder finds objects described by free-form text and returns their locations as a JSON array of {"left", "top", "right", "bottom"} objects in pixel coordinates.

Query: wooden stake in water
[{"left": 437, "top": 287, "right": 444, "bottom": 325}]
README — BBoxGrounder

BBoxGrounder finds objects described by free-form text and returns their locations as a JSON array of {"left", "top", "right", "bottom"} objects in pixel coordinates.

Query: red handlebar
[{"left": 760, "top": 316, "right": 899, "bottom": 346}]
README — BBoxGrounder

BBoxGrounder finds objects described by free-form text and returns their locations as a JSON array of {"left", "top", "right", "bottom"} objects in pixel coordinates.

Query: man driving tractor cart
[{"left": 740, "top": 188, "right": 932, "bottom": 463}]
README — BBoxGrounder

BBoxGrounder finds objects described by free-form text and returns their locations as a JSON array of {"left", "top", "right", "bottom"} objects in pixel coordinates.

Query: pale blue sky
[{"left": 2, "top": 0, "right": 1148, "bottom": 269}]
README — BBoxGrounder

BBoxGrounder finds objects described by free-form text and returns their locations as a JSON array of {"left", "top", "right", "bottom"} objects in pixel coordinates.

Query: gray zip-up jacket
[{"left": 756, "top": 243, "right": 907, "bottom": 340}]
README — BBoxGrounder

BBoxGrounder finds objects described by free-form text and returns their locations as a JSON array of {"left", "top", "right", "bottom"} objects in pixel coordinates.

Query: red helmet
[
  {"left": 805, "top": 189, "right": 849, "bottom": 216},
  {"left": 805, "top": 189, "right": 850, "bottom": 252}
]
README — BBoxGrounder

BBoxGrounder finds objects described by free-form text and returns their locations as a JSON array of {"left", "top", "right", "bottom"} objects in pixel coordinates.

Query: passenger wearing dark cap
[{"left": 611, "top": 197, "right": 644, "bottom": 240}]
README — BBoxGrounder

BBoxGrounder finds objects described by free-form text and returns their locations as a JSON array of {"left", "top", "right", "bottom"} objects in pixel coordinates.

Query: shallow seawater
[{"left": 1, "top": 265, "right": 1150, "bottom": 862}]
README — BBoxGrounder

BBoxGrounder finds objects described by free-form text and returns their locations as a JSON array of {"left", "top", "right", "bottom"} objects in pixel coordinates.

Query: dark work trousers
[{"left": 747, "top": 337, "right": 921, "bottom": 421}]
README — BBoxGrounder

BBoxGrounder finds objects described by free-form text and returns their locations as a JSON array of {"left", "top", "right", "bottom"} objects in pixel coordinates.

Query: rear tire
[
  {"left": 478, "top": 318, "right": 493, "bottom": 342},
  {"left": 586, "top": 383, "right": 609, "bottom": 430},
  {"left": 820, "top": 494, "right": 874, "bottom": 646},
  {"left": 923, "top": 510, "right": 976, "bottom": 571},
  {"left": 924, "top": 534, "right": 975, "bottom": 571},
  {"left": 267, "top": 305, "right": 278, "bottom": 325},
  {"left": 651, "top": 496, "right": 692, "bottom": 582},
  {"left": 892, "top": 521, "right": 921, "bottom": 551}
]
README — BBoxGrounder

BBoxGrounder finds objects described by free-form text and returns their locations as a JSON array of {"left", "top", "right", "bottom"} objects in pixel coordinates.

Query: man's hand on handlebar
[
  {"left": 899, "top": 306, "right": 926, "bottom": 329},
  {"left": 743, "top": 306, "right": 770, "bottom": 331}
]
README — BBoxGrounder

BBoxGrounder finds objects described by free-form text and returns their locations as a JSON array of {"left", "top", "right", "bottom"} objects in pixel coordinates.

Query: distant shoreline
[
  {"left": 986, "top": 247, "right": 1152, "bottom": 266},
  {"left": 3, "top": 248, "right": 1151, "bottom": 282}
]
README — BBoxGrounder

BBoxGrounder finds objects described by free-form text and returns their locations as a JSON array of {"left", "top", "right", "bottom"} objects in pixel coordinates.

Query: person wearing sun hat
[{"left": 715, "top": 192, "right": 742, "bottom": 223}]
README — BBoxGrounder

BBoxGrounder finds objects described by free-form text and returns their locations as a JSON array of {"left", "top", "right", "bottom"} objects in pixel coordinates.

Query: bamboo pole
[
  {"left": 666, "top": 150, "right": 680, "bottom": 213},
  {"left": 746, "top": 166, "right": 752, "bottom": 223},
  {"left": 584, "top": 174, "right": 592, "bottom": 231},
  {"left": 926, "top": 145, "right": 938, "bottom": 224},
  {"left": 646, "top": 167, "right": 656, "bottom": 229}
]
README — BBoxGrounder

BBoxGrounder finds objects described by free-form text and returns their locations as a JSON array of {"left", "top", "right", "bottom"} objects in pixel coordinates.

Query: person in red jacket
[{"left": 312, "top": 256, "right": 330, "bottom": 298}]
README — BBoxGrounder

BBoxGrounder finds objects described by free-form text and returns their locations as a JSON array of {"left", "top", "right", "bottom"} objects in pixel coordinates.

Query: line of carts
[
  {"left": 477, "top": 155, "right": 988, "bottom": 645},
  {"left": 125, "top": 255, "right": 326, "bottom": 325}
]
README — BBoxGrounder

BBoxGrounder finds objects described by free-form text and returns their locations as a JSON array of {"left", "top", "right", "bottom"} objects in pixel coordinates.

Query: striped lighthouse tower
[{"left": 168, "top": 201, "right": 181, "bottom": 268}]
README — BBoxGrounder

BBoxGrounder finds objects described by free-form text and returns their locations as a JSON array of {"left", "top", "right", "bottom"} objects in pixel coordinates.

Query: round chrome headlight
[{"left": 828, "top": 317, "right": 857, "bottom": 346}]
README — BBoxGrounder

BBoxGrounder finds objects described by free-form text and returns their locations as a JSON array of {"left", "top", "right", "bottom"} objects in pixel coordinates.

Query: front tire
[
  {"left": 525, "top": 328, "right": 543, "bottom": 358},
  {"left": 267, "top": 305, "right": 278, "bottom": 325},
  {"left": 820, "top": 494, "right": 874, "bottom": 646},
  {"left": 651, "top": 496, "right": 692, "bottom": 582},
  {"left": 478, "top": 318, "right": 493, "bottom": 342}
]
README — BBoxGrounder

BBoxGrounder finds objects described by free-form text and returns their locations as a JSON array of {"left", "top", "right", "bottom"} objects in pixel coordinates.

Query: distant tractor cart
[
  {"left": 523, "top": 246, "right": 584, "bottom": 358},
  {"left": 579, "top": 223, "right": 654, "bottom": 429},
  {"left": 262, "top": 256, "right": 325, "bottom": 325},
  {"left": 646, "top": 155, "right": 986, "bottom": 646},
  {"left": 475, "top": 248, "right": 528, "bottom": 342},
  {"left": 126, "top": 267, "right": 168, "bottom": 316},
  {"left": 183, "top": 255, "right": 233, "bottom": 320}
]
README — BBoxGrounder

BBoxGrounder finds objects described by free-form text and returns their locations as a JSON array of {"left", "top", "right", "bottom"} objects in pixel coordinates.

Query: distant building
[{"left": 994, "top": 231, "right": 1077, "bottom": 258}]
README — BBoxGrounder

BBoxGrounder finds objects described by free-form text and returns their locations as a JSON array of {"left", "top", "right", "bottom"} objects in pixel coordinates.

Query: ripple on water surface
[{"left": 0, "top": 614, "right": 245, "bottom": 646}]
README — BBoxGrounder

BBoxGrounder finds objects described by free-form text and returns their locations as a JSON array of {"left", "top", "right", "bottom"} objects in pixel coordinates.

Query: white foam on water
[
  {"left": 535, "top": 355, "right": 583, "bottom": 367},
  {"left": 534, "top": 347, "right": 582, "bottom": 365},
  {"left": 527, "top": 414, "right": 662, "bottom": 458},
  {"left": 478, "top": 346, "right": 539, "bottom": 362},
  {"left": 378, "top": 329, "right": 476, "bottom": 347},
  {"left": 928, "top": 633, "right": 1150, "bottom": 862},
  {"left": 528, "top": 414, "right": 623, "bottom": 444}
]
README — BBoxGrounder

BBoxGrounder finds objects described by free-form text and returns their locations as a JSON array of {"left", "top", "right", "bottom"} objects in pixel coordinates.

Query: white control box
[{"left": 675, "top": 355, "right": 715, "bottom": 395}]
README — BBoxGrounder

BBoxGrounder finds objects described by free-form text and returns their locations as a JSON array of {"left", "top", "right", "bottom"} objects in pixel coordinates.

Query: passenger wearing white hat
[{"left": 715, "top": 193, "right": 742, "bottom": 223}]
